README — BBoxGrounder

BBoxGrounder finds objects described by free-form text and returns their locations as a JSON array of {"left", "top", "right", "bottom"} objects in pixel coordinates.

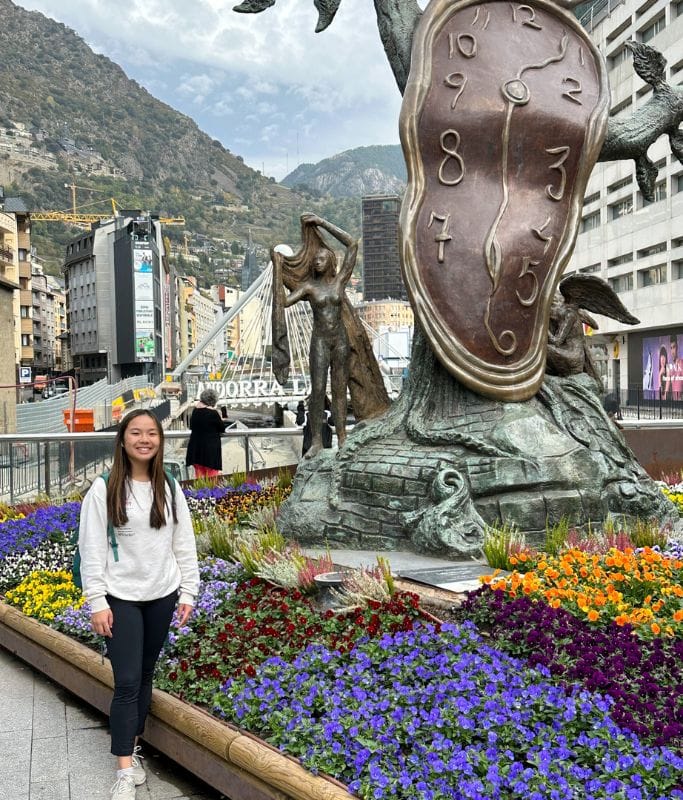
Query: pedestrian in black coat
[
  {"left": 296, "top": 398, "right": 334, "bottom": 457},
  {"left": 185, "top": 389, "right": 227, "bottom": 478}
]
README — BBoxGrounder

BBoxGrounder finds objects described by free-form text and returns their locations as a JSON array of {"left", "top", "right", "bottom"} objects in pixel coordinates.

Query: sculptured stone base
[{"left": 277, "top": 371, "right": 676, "bottom": 557}]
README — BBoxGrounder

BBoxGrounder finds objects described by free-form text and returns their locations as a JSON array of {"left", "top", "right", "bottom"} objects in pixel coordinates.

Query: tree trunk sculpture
[{"left": 237, "top": 0, "right": 679, "bottom": 554}]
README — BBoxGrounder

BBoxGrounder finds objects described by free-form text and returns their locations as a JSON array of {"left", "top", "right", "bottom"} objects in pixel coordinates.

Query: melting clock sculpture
[{"left": 400, "top": 0, "right": 610, "bottom": 401}]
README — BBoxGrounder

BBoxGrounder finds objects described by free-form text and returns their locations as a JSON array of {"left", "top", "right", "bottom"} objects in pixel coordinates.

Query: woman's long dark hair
[{"left": 107, "top": 409, "right": 177, "bottom": 528}]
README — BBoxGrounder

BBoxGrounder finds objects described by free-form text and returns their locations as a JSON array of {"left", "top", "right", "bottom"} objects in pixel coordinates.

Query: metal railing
[
  {"left": 0, "top": 428, "right": 304, "bottom": 503},
  {"left": 607, "top": 386, "right": 683, "bottom": 421}
]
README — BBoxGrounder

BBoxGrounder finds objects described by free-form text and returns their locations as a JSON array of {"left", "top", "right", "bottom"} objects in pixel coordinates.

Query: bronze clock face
[{"left": 400, "top": 0, "right": 610, "bottom": 401}]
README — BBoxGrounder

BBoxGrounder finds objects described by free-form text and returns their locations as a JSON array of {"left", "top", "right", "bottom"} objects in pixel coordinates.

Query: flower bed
[
  {"left": 1, "top": 488, "right": 683, "bottom": 799},
  {"left": 482, "top": 546, "right": 683, "bottom": 637}
]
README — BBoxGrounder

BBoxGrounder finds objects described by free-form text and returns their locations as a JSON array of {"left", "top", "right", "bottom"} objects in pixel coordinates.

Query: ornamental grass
[{"left": 482, "top": 546, "right": 683, "bottom": 638}]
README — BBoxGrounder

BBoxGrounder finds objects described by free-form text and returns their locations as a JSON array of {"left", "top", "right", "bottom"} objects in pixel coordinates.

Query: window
[
  {"left": 583, "top": 191, "right": 600, "bottom": 205},
  {"left": 673, "top": 174, "right": 683, "bottom": 194},
  {"left": 607, "top": 17, "right": 632, "bottom": 43},
  {"left": 608, "top": 176, "right": 632, "bottom": 194},
  {"left": 638, "top": 181, "right": 667, "bottom": 207},
  {"left": 21, "top": 334, "right": 31, "bottom": 347},
  {"left": 637, "top": 264, "right": 667, "bottom": 287},
  {"left": 579, "top": 263, "right": 601, "bottom": 274},
  {"left": 581, "top": 211, "right": 601, "bottom": 232},
  {"left": 673, "top": 260, "right": 683, "bottom": 280},
  {"left": 20, "top": 306, "right": 30, "bottom": 318},
  {"left": 609, "top": 199, "right": 633, "bottom": 219},
  {"left": 608, "top": 252, "right": 633, "bottom": 268},
  {"left": 636, "top": 0, "right": 657, "bottom": 17},
  {"left": 608, "top": 46, "right": 631, "bottom": 69},
  {"left": 674, "top": 0, "right": 683, "bottom": 19},
  {"left": 672, "top": 237, "right": 683, "bottom": 249},
  {"left": 637, "top": 242, "right": 667, "bottom": 258},
  {"left": 639, "top": 14, "right": 665, "bottom": 42},
  {"left": 609, "top": 273, "right": 633, "bottom": 293}
]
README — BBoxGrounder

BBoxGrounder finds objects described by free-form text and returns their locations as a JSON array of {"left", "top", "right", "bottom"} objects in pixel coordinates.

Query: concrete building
[
  {"left": 361, "top": 195, "right": 406, "bottom": 302},
  {"left": 63, "top": 213, "right": 165, "bottom": 385},
  {"left": 177, "top": 277, "right": 224, "bottom": 373},
  {"left": 570, "top": 0, "right": 683, "bottom": 402},
  {"left": 48, "top": 275, "right": 68, "bottom": 373},
  {"left": 357, "top": 299, "right": 414, "bottom": 331},
  {"left": 30, "top": 264, "right": 57, "bottom": 375},
  {"left": 0, "top": 201, "right": 20, "bottom": 432}
]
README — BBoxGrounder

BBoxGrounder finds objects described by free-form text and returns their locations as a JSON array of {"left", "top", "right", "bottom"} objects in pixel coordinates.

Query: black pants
[{"left": 106, "top": 591, "right": 177, "bottom": 756}]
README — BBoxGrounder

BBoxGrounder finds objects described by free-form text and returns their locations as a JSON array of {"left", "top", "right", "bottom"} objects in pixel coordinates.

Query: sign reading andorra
[{"left": 399, "top": 0, "right": 610, "bottom": 401}]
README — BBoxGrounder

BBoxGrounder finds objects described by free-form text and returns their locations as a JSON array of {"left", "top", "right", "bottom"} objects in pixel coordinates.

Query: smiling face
[{"left": 122, "top": 413, "right": 161, "bottom": 473}]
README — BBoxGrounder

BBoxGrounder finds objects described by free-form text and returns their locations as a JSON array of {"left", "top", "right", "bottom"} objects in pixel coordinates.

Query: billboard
[
  {"left": 642, "top": 332, "right": 683, "bottom": 400},
  {"left": 134, "top": 245, "right": 155, "bottom": 362}
]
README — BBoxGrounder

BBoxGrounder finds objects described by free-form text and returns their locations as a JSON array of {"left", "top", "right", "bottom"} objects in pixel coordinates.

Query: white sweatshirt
[{"left": 78, "top": 476, "right": 199, "bottom": 614}]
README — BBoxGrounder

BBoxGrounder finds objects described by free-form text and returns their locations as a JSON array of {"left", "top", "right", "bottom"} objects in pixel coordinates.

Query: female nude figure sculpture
[{"left": 272, "top": 213, "right": 389, "bottom": 458}]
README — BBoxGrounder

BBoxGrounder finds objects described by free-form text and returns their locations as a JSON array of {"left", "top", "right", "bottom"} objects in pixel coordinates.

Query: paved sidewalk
[{"left": 0, "top": 648, "right": 223, "bottom": 800}]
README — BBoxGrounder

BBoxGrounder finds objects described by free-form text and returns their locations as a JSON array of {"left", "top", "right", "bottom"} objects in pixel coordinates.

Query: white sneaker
[
  {"left": 131, "top": 746, "right": 146, "bottom": 785},
  {"left": 110, "top": 772, "right": 136, "bottom": 799}
]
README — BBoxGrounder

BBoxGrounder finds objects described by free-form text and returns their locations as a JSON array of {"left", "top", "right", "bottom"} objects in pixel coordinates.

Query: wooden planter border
[{"left": 0, "top": 601, "right": 351, "bottom": 800}]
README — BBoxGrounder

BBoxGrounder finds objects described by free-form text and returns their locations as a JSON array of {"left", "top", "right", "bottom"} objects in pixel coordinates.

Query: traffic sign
[{"left": 19, "top": 367, "right": 32, "bottom": 384}]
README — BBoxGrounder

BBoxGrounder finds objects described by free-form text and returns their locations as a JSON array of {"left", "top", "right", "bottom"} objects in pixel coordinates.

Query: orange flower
[
  {"left": 651, "top": 622, "right": 661, "bottom": 635},
  {"left": 673, "top": 609, "right": 683, "bottom": 622},
  {"left": 587, "top": 609, "right": 599, "bottom": 622}
]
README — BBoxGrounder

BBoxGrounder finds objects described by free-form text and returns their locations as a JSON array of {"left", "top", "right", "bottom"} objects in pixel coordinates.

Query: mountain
[
  {"left": 282, "top": 145, "right": 406, "bottom": 198},
  {"left": 0, "top": 0, "right": 314, "bottom": 276}
]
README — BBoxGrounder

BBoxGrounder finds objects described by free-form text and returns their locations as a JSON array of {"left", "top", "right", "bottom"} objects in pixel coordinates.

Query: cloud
[
  {"left": 177, "top": 73, "right": 218, "bottom": 103},
  {"left": 13, "top": 0, "right": 405, "bottom": 179}
]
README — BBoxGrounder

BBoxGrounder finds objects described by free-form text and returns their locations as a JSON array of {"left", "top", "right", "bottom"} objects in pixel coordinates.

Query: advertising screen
[
  {"left": 134, "top": 245, "right": 155, "bottom": 362},
  {"left": 642, "top": 332, "right": 683, "bottom": 400}
]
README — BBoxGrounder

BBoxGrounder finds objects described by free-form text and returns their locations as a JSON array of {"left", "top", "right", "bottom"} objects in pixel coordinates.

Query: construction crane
[{"left": 30, "top": 184, "right": 185, "bottom": 227}]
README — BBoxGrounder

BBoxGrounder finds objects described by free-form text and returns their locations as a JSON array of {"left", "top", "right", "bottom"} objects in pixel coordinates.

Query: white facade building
[{"left": 569, "top": 0, "right": 683, "bottom": 403}]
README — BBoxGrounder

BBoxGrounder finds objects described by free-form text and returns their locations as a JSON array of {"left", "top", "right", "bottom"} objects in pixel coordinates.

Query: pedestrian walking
[
  {"left": 185, "top": 388, "right": 227, "bottom": 478},
  {"left": 78, "top": 409, "right": 199, "bottom": 799}
]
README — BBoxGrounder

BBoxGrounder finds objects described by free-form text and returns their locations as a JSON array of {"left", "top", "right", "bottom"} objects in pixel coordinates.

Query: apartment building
[
  {"left": 0, "top": 203, "right": 19, "bottom": 431},
  {"left": 357, "top": 299, "right": 414, "bottom": 331},
  {"left": 177, "top": 276, "right": 222, "bottom": 372},
  {"left": 570, "top": 0, "right": 683, "bottom": 400}
]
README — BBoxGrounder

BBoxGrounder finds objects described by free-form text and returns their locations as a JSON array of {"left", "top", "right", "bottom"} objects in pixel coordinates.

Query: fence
[
  {"left": 609, "top": 386, "right": 683, "bottom": 421},
  {"left": 0, "top": 429, "right": 303, "bottom": 504}
]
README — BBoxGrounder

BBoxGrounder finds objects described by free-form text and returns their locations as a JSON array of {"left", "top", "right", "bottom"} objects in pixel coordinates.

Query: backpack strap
[
  {"left": 100, "top": 472, "right": 120, "bottom": 563},
  {"left": 163, "top": 467, "right": 177, "bottom": 519}
]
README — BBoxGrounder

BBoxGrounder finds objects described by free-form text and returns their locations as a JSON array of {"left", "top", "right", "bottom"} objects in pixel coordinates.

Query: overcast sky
[{"left": 13, "top": 0, "right": 408, "bottom": 181}]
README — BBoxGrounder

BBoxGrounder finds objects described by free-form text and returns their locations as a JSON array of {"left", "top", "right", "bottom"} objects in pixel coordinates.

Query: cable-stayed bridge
[{"left": 171, "top": 257, "right": 408, "bottom": 409}]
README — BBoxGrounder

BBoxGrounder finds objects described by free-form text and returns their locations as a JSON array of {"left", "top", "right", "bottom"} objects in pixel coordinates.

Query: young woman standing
[{"left": 78, "top": 410, "right": 199, "bottom": 799}]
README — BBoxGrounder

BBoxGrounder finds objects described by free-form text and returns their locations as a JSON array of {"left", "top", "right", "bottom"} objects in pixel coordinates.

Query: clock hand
[{"left": 483, "top": 32, "right": 570, "bottom": 355}]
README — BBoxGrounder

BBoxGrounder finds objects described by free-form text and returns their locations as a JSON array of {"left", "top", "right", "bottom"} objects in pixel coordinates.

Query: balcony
[{"left": 0, "top": 246, "right": 13, "bottom": 266}]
